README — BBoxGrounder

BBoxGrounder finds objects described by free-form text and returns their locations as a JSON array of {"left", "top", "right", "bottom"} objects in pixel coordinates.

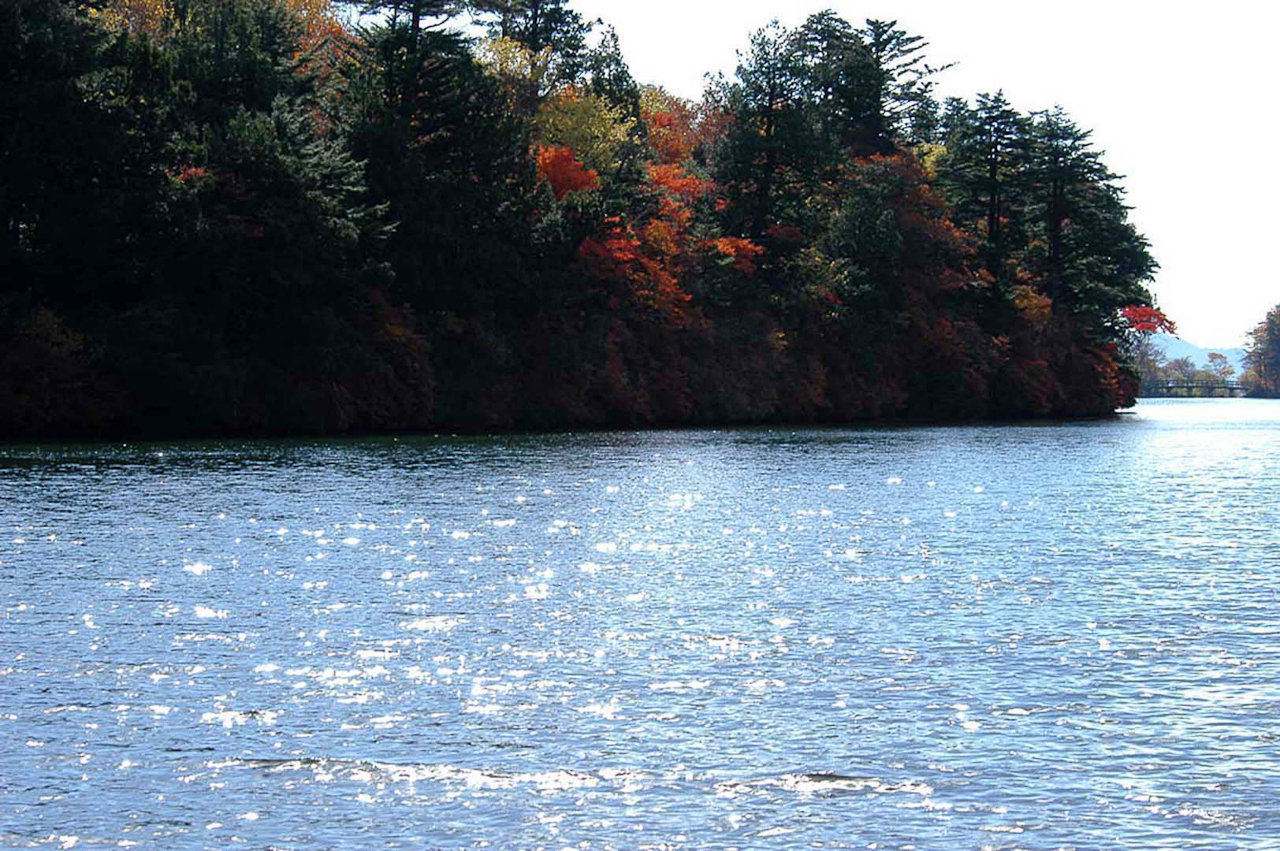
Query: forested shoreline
[{"left": 1, "top": 0, "right": 1170, "bottom": 439}]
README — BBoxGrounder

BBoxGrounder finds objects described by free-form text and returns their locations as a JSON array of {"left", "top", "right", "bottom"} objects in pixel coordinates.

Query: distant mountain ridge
[{"left": 1151, "top": 334, "right": 1246, "bottom": 376}]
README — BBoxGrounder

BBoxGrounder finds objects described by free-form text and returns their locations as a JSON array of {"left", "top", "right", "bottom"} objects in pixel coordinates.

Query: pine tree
[
  {"left": 584, "top": 25, "right": 639, "bottom": 119},
  {"left": 1030, "top": 109, "right": 1153, "bottom": 301},
  {"left": 858, "top": 19, "right": 952, "bottom": 151},
  {"left": 1016, "top": 107, "right": 1157, "bottom": 340},
  {"left": 345, "top": 0, "right": 462, "bottom": 46},
  {"left": 789, "top": 11, "right": 876, "bottom": 155},
  {"left": 469, "top": 0, "right": 593, "bottom": 84},
  {"left": 936, "top": 91, "right": 1030, "bottom": 283},
  {"left": 710, "top": 21, "right": 819, "bottom": 240}
]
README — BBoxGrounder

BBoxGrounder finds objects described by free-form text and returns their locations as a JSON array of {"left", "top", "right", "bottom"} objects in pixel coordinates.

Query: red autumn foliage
[
  {"left": 578, "top": 219, "right": 639, "bottom": 281},
  {"left": 1120, "top": 305, "right": 1176, "bottom": 335},
  {"left": 173, "top": 165, "right": 210, "bottom": 184},
  {"left": 642, "top": 95, "right": 732, "bottom": 166},
  {"left": 998, "top": 358, "right": 1055, "bottom": 416},
  {"left": 536, "top": 146, "right": 599, "bottom": 199},
  {"left": 693, "top": 105, "right": 734, "bottom": 154},
  {"left": 647, "top": 163, "right": 712, "bottom": 235},
  {"left": 766, "top": 224, "right": 804, "bottom": 244},
  {"left": 579, "top": 219, "right": 693, "bottom": 322}
]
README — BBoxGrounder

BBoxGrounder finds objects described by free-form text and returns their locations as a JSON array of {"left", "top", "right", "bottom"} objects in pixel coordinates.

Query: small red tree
[{"left": 1120, "top": 305, "right": 1176, "bottom": 335}]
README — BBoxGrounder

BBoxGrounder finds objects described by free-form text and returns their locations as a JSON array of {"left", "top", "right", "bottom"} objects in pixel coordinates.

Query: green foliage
[
  {"left": 935, "top": 98, "right": 1157, "bottom": 349},
  {"left": 344, "top": 25, "right": 537, "bottom": 316}
]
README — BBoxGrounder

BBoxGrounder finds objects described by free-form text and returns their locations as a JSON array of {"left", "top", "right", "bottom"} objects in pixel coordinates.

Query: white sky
[{"left": 572, "top": 0, "right": 1277, "bottom": 347}]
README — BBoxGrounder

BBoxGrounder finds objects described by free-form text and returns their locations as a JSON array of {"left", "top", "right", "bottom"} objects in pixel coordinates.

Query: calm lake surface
[{"left": 3, "top": 398, "right": 1280, "bottom": 850}]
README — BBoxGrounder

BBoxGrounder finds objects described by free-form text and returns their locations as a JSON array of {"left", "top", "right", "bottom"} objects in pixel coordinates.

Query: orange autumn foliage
[
  {"left": 578, "top": 220, "right": 691, "bottom": 320},
  {"left": 280, "top": 0, "right": 344, "bottom": 52},
  {"left": 641, "top": 88, "right": 732, "bottom": 167},
  {"left": 643, "top": 219, "right": 679, "bottom": 258},
  {"left": 710, "top": 237, "right": 764, "bottom": 276},
  {"left": 645, "top": 109, "right": 697, "bottom": 165},
  {"left": 647, "top": 163, "right": 711, "bottom": 234},
  {"left": 1013, "top": 285, "right": 1054, "bottom": 329},
  {"left": 536, "top": 146, "right": 600, "bottom": 199},
  {"left": 647, "top": 164, "right": 710, "bottom": 203},
  {"left": 576, "top": 161, "right": 717, "bottom": 324},
  {"left": 640, "top": 88, "right": 698, "bottom": 165}
]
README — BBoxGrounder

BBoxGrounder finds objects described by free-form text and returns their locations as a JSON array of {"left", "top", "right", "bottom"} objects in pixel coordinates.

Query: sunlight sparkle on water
[{"left": 3, "top": 399, "right": 1280, "bottom": 848}]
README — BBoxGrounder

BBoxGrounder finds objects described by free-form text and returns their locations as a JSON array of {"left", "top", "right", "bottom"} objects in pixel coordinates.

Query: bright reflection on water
[{"left": 3, "top": 398, "right": 1280, "bottom": 849}]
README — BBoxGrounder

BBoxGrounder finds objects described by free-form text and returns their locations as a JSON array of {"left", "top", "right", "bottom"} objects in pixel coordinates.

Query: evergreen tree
[
  {"left": 789, "top": 11, "right": 878, "bottom": 156},
  {"left": 344, "top": 25, "right": 535, "bottom": 314},
  {"left": 1022, "top": 106, "right": 1156, "bottom": 330},
  {"left": 1245, "top": 305, "right": 1280, "bottom": 393},
  {"left": 345, "top": 0, "right": 461, "bottom": 46},
  {"left": 2, "top": 0, "right": 111, "bottom": 290},
  {"left": 584, "top": 25, "right": 640, "bottom": 120},
  {"left": 858, "top": 19, "right": 951, "bottom": 151},
  {"left": 936, "top": 91, "right": 1030, "bottom": 284},
  {"left": 469, "top": 0, "right": 593, "bottom": 80},
  {"left": 710, "top": 21, "right": 818, "bottom": 240}
]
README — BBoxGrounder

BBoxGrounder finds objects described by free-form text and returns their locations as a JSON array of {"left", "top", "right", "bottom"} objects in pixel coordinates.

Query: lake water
[{"left": 3, "top": 398, "right": 1280, "bottom": 850}]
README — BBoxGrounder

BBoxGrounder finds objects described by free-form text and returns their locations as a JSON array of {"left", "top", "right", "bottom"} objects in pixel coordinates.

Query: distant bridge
[{"left": 1140, "top": 380, "right": 1248, "bottom": 398}]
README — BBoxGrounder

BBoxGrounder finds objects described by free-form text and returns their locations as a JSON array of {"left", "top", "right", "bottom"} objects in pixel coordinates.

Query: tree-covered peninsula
[{"left": 1, "top": 0, "right": 1170, "bottom": 438}]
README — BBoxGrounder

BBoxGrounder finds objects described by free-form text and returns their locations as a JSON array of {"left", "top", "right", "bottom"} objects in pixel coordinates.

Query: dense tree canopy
[
  {"left": 1244, "top": 305, "right": 1280, "bottom": 394},
  {"left": 1, "top": 0, "right": 1167, "bottom": 438}
]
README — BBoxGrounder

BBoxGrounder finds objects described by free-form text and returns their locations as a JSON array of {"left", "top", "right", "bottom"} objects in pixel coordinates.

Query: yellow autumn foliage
[
  {"left": 476, "top": 36, "right": 553, "bottom": 105},
  {"left": 534, "top": 86, "right": 635, "bottom": 174},
  {"left": 94, "top": 0, "right": 169, "bottom": 36},
  {"left": 639, "top": 85, "right": 681, "bottom": 117},
  {"left": 1012, "top": 285, "right": 1054, "bottom": 329}
]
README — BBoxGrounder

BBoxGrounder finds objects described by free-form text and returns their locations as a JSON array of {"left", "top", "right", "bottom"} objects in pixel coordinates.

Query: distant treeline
[
  {"left": 1134, "top": 346, "right": 1239, "bottom": 394},
  {"left": 1133, "top": 307, "right": 1280, "bottom": 397},
  {"left": 1, "top": 0, "right": 1169, "bottom": 438}
]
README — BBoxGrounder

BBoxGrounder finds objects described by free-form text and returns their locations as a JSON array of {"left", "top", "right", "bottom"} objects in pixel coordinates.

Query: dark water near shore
[{"left": 3, "top": 398, "right": 1280, "bottom": 849}]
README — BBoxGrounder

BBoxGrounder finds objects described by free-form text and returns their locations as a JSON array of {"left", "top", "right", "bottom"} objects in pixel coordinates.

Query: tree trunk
[
  {"left": 986, "top": 141, "right": 1000, "bottom": 278},
  {"left": 1046, "top": 179, "right": 1064, "bottom": 299},
  {"left": 527, "top": 0, "right": 544, "bottom": 51}
]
